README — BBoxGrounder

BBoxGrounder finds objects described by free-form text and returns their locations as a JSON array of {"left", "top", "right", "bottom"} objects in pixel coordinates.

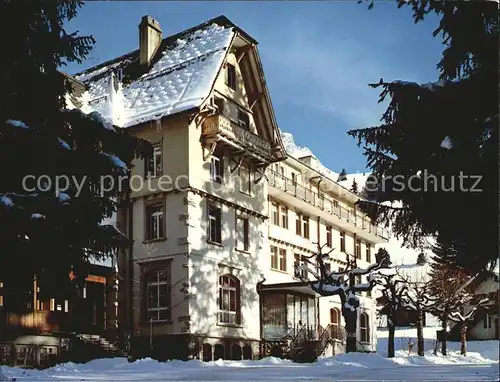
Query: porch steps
[{"left": 69, "top": 333, "right": 123, "bottom": 362}]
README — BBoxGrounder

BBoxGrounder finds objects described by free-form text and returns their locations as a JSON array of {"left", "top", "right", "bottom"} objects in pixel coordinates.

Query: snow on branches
[{"left": 297, "top": 243, "right": 390, "bottom": 352}]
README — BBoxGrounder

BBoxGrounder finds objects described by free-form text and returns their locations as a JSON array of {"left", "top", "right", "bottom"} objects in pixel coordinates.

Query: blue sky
[{"left": 65, "top": 1, "right": 443, "bottom": 174}]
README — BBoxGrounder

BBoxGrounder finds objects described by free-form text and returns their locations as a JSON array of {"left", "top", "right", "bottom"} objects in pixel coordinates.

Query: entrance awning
[{"left": 259, "top": 281, "right": 320, "bottom": 296}]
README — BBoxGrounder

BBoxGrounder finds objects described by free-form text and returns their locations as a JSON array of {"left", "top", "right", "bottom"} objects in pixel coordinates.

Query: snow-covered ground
[{"left": 2, "top": 327, "right": 498, "bottom": 381}]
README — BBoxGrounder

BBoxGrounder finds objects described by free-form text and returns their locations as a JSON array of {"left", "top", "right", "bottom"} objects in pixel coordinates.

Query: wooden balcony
[
  {"left": 267, "top": 170, "right": 389, "bottom": 241},
  {"left": 202, "top": 114, "right": 273, "bottom": 163}
]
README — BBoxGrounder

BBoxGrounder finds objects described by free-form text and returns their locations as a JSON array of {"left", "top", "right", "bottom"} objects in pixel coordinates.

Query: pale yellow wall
[{"left": 212, "top": 52, "right": 258, "bottom": 135}]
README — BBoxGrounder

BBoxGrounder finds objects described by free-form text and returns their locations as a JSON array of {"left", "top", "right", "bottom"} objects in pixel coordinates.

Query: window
[
  {"left": 271, "top": 202, "right": 279, "bottom": 225},
  {"left": 366, "top": 244, "right": 371, "bottom": 263},
  {"left": 326, "top": 226, "right": 332, "bottom": 247},
  {"left": 214, "top": 96, "right": 225, "bottom": 115},
  {"left": 355, "top": 239, "right": 361, "bottom": 259},
  {"left": 278, "top": 248, "right": 287, "bottom": 272},
  {"left": 280, "top": 206, "right": 288, "bottom": 229},
  {"left": 236, "top": 216, "right": 249, "bottom": 251},
  {"left": 239, "top": 165, "right": 251, "bottom": 195},
  {"left": 146, "top": 144, "right": 162, "bottom": 178},
  {"left": 226, "top": 63, "right": 237, "bottom": 90},
  {"left": 294, "top": 254, "right": 308, "bottom": 279},
  {"left": 296, "top": 213, "right": 309, "bottom": 238},
  {"left": 271, "top": 246, "right": 279, "bottom": 270},
  {"left": 145, "top": 203, "right": 164, "bottom": 240},
  {"left": 219, "top": 275, "right": 240, "bottom": 324},
  {"left": 330, "top": 308, "right": 341, "bottom": 339},
  {"left": 338, "top": 267, "right": 345, "bottom": 283},
  {"left": 278, "top": 166, "right": 285, "bottom": 179},
  {"left": 291, "top": 172, "right": 297, "bottom": 185},
  {"left": 271, "top": 201, "right": 288, "bottom": 229},
  {"left": 302, "top": 215, "right": 310, "bottom": 239},
  {"left": 210, "top": 154, "right": 223, "bottom": 183},
  {"left": 270, "top": 246, "right": 286, "bottom": 272},
  {"left": 360, "top": 312, "right": 370, "bottom": 342},
  {"left": 145, "top": 264, "right": 171, "bottom": 322},
  {"left": 238, "top": 109, "right": 249, "bottom": 129},
  {"left": 340, "top": 231, "right": 346, "bottom": 252},
  {"left": 484, "top": 314, "right": 493, "bottom": 329},
  {"left": 208, "top": 204, "right": 222, "bottom": 244},
  {"left": 324, "top": 263, "right": 331, "bottom": 274}
]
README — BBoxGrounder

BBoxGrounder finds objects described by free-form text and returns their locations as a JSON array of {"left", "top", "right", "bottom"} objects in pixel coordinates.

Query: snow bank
[
  {"left": 378, "top": 326, "right": 499, "bottom": 363},
  {"left": 2, "top": 344, "right": 498, "bottom": 381}
]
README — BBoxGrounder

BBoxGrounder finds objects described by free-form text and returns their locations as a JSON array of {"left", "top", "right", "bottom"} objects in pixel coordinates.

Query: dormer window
[
  {"left": 238, "top": 109, "right": 249, "bottom": 129},
  {"left": 226, "top": 63, "right": 237, "bottom": 90}
]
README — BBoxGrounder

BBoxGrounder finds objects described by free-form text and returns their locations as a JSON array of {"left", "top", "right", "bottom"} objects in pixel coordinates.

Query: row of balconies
[{"left": 266, "top": 170, "right": 389, "bottom": 241}]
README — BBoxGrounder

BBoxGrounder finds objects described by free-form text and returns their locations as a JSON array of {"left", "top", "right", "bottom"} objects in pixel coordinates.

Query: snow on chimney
[{"left": 139, "top": 15, "right": 162, "bottom": 66}]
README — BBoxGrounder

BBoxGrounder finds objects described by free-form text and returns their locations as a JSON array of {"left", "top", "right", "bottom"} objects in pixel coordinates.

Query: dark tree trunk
[
  {"left": 342, "top": 307, "right": 358, "bottom": 353},
  {"left": 416, "top": 307, "right": 424, "bottom": 356},
  {"left": 460, "top": 323, "right": 467, "bottom": 356},
  {"left": 388, "top": 318, "right": 395, "bottom": 358},
  {"left": 441, "top": 316, "right": 448, "bottom": 356}
]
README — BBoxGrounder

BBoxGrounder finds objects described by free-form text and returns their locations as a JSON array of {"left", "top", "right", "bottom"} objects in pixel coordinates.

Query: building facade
[{"left": 71, "top": 15, "right": 390, "bottom": 362}]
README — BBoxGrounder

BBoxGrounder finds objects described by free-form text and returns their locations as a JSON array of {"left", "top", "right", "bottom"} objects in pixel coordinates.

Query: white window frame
[
  {"left": 219, "top": 275, "right": 240, "bottom": 324},
  {"left": 146, "top": 204, "right": 164, "bottom": 241},
  {"left": 208, "top": 204, "right": 222, "bottom": 244},
  {"left": 280, "top": 206, "right": 288, "bottom": 229},
  {"left": 210, "top": 155, "right": 223, "bottom": 183},
  {"left": 147, "top": 268, "right": 171, "bottom": 323},
  {"left": 271, "top": 202, "right": 279, "bottom": 225},
  {"left": 270, "top": 246, "right": 279, "bottom": 270},
  {"left": 147, "top": 144, "right": 162, "bottom": 178},
  {"left": 278, "top": 248, "right": 287, "bottom": 272},
  {"left": 360, "top": 312, "right": 370, "bottom": 343}
]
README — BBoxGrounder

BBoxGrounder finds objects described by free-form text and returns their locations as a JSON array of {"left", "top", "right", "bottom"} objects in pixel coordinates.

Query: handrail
[{"left": 267, "top": 170, "right": 389, "bottom": 240}]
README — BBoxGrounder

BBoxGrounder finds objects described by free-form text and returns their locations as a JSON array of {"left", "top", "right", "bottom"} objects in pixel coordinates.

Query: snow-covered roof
[
  {"left": 338, "top": 173, "right": 370, "bottom": 190},
  {"left": 73, "top": 17, "right": 235, "bottom": 128}
]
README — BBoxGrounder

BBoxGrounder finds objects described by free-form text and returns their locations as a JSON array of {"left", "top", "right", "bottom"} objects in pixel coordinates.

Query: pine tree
[
  {"left": 350, "top": 1, "right": 498, "bottom": 271},
  {"left": 417, "top": 252, "right": 427, "bottom": 265},
  {"left": 0, "top": 1, "right": 149, "bottom": 311},
  {"left": 337, "top": 168, "right": 347, "bottom": 182},
  {"left": 351, "top": 179, "right": 359, "bottom": 194},
  {"left": 375, "top": 248, "right": 392, "bottom": 268}
]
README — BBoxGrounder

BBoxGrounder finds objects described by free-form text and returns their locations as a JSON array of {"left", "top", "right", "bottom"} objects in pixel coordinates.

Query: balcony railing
[
  {"left": 203, "top": 114, "right": 272, "bottom": 159},
  {"left": 267, "top": 170, "right": 389, "bottom": 240}
]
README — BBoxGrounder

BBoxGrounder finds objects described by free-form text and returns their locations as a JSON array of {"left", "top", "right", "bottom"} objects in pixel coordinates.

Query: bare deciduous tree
[{"left": 297, "top": 243, "right": 389, "bottom": 353}]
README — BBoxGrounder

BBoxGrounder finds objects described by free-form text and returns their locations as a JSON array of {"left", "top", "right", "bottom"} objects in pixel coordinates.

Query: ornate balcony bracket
[{"left": 230, "top": 155, "right": 245, "bottom": 174}]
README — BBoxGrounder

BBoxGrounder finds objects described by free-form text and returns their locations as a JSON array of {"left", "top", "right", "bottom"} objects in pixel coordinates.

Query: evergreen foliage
[
  {"left": 0, "top": 1, "right": 150, "bottom": 297},
  {"left": 337, "top": 168, "right": 347, "bottom": 182},
  {"left": 351, "top": 0, "right": 498, "bottom": 271},
  {"left": 350, "top": 178, "right": 359, "bottom": 194}
]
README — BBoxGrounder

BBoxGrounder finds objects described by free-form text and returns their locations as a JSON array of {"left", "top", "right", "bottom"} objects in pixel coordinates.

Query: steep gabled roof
[{"left": 72, "top": 16, "right": 241, "bottom": 128}]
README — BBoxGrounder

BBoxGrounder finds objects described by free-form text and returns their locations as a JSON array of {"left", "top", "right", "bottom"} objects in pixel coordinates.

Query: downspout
[
  {"left": 311, "top": 175, "right": 323, "bottom": 335},
  {"left": 256, "top": 275, "right": 266, "bottom": 358}
]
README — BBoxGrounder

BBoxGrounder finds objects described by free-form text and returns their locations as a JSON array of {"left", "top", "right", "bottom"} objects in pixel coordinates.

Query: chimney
[{"left": 139, "top": 15, "right": 162, "bottom": 66}]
